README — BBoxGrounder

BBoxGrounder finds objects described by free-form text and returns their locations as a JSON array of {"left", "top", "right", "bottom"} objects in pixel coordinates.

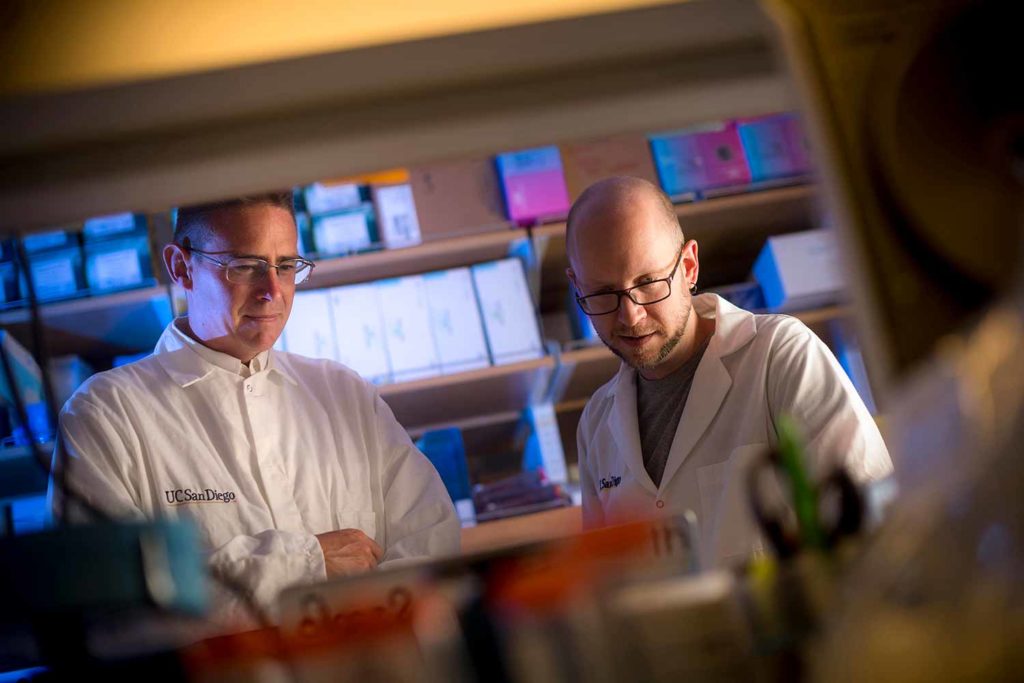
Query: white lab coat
[
  {"left": 577, "top": 294, "right": 891, "bottom": 566},
  {"left": 52, "top": 322, "right": 459, "bottom": 620}
]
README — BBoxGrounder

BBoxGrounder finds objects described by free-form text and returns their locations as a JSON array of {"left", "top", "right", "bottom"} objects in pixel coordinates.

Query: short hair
[
  {"left": 173, "top": 191, "right": 295, "bottom": 248},
  {"left": 565, "top": 177, "right": 682, "bottom": 263}
]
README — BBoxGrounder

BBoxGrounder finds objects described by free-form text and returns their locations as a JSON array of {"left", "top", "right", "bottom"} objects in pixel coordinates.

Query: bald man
[{"left": 567, "top": 177, "right": 891, "bottom": 566}]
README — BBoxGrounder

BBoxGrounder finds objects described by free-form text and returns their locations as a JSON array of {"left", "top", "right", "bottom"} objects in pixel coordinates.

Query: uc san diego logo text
[{"left": 164, "top": 488, "right": 237, "bottom": 505}]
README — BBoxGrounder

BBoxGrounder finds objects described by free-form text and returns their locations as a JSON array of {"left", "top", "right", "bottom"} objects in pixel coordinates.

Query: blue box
[
  {"left": 649, "top": 122, "right": 752, "bottom": 198},
  {"left": 26, "top": 245, "right": 86, "bottom": 302},
  {"left": 751, "top": 230, "right": 844, "bottom": 312},
  {"left": 736, "top": 113, "right": 814, "bottom": 182},
  {"left": 84, "top": 234, "right": 154, "bottom": 293},
  {"left": 22, "top": 230, "right": 76, "bottom": 253},
  {"left": 83, "top": 213, "right": 148, "bottom": 243}
]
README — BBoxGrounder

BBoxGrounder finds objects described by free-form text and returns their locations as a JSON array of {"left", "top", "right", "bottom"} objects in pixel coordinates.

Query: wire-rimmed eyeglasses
[{"left": 186, "top": 247, "right": 315, "bottom": 285}]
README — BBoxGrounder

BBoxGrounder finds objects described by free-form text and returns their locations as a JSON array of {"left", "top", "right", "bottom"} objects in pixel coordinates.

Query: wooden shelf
[
  {"left": 460, "top": 504, "right": 582, "bottom": 555},
  {"left": 380, "top": 356, "right": 556, "bottom": 433},
  {"left": 534, "top": 184, "right": 820, "bottom": 310},
  {"left": 550, "top": 304, "right": 851, "bottom": 405},
  {"left": 300, "top": 228, "right": 526, "bottom": 290},
  {"left": 0, "top": 285, "right": 173, "bottom": 358}
]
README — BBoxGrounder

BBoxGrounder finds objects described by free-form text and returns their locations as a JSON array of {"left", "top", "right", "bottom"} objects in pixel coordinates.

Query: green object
[{"left": 775, "top": 415, "right": 824, "bottom": 551}]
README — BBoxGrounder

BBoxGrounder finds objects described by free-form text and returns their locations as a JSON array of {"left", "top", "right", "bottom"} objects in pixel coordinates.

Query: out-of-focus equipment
[
  {"left": 761, "top": 0, "right": 1024, "bottom": 679},
  {"left": 747, "top": 417, "right": 864, "bottom": 560},
  {"left": 761, "top": 0, "right": 1022, "bottom": 389}
]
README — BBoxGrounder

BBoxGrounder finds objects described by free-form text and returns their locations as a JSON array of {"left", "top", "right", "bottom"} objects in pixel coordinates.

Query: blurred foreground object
[{"left": 761, "top": 0, "right": 1024, "bottom": 679}]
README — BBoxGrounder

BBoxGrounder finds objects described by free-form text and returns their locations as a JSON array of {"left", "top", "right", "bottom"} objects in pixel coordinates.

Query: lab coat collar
[
  {"left": 153, "top": 320, "right": 299, "bottom": 388},
  {"left": 608, "top": 294, "right": 758, "bottom": 492}
]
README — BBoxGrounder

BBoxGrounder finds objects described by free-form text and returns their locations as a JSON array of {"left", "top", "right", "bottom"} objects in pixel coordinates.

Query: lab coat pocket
[
  {"left": 697, "top": 443, "right": 767, "bottom": 565},
  {"left": 336, "top": 509, "right": 378, "bottom": 544}
]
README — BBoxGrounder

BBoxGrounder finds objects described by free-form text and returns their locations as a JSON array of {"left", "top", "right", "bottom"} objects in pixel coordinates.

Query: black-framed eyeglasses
[
  {"left": 576, "top": 246, "right": 684, "bottom": 316},
  {"left": 186, "top": 247, "right": 316, "bottom": 285}
]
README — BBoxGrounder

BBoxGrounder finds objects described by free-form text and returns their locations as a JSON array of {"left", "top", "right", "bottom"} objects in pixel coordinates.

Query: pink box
[
  {"left": 495, "top": 146, "right": 571, "bottom": 225},
  {"left": 649, "top": 122, "right": 751, "bottom": 197}
]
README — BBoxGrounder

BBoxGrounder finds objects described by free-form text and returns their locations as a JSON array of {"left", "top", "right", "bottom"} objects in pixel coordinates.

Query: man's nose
[
  {"left": 617, "top": 294, "right": 646, "bottom": 327},
  {"left": 257, "top": 268, "right": 284, "bottom": 301}
]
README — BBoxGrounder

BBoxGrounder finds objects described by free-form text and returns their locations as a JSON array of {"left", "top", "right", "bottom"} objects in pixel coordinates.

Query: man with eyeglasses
[
  {"left": 568, "top": 177, "right": 891, "bottom": 566},
  {"left": 53, "top": 192, "right": 459, "bottom": 623}
]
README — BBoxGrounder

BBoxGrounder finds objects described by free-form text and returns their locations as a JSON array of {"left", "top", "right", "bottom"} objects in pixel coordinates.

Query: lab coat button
[
  {"left": 656, "top": 500, "right": 665, "bottom": 509},
  {"left": 245, "top": 384, "right": 254, "bottom": 393}
]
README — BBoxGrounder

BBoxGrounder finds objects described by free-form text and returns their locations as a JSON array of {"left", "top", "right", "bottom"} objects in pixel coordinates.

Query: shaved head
[
  {"left": 565, "top": 176, "right": 704, "bottom": 380},
  {"left": 566, "top": 176, "right": 682, "bottom": 268}
]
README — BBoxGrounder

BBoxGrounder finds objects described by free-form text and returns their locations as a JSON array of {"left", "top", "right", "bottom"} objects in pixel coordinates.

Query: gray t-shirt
[{"left": 637, "top": 335, "right": 712, "bottom": 488}]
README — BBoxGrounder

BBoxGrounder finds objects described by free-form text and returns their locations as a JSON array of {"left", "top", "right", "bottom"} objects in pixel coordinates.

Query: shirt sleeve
[
  {"left": 766, "top": 319, "right": 893, "bottom": 483},
  {"left": 54, "top": 394, "right": 327, "bottom": 624},
  {"left": 371, "top": 394, "right": 460, "bottom": 566}
]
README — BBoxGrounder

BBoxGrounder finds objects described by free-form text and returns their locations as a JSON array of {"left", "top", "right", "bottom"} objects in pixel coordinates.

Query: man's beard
[{"left": 602, "top": 302, "right": 691, "bottom": 372}]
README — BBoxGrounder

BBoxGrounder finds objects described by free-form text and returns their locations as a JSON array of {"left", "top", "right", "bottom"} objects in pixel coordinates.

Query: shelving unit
[
  {"left": 0, "top": 284, "right": 172, "bottom": 358},
  {"left": 380, "top": 356, "right": 556, "bottom": 433},
  {"left": 301, "top": 227, "right": 526, "bottom": 290}
]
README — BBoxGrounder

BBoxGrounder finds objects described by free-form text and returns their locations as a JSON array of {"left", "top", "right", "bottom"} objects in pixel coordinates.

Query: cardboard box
[
  {"left": 471, "top": 258, "right": 545, "bottom": 365},
  {"left": 649, "top": 122, "right": 752, "bottom": 198},
  {"left": 373, "top": 183, "right": 422, "bottom": 249},
  {"left": 422, "top": 268, "right": 491, "bottom": 375},
  {"left": 559, "top": 134, "right": 659, "bottom": 200},
  {"left": 409, "top": 158, "right": 509, "bottom": 241},
  {"left": 282, "top": 289, "right": 339, "bottom": 360},
  {"left": 736, "top": 113, "right": 814, "bottom": 182},
  {"left": 495, "top": 146, "right": 571, "bottom": 225},
  {"left": 329, "top": 282, "right": 391, "bottom": 384},
  {"left": 377, "top": 275, "right": 442, "bottom": 382},
  {"left": 752, "top": 229, "right": 844, "bottom": 311}
]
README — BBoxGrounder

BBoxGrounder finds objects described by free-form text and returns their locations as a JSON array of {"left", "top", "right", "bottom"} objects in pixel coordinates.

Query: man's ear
[
  {"left": 566, "top": 267, "right": 578, "bottom": 294},
  {"left": 681, "top": 239, "right": 700, "bottom": 289},
  {"left": 163, "top": 243, "right": 193, "bottom": 290}
]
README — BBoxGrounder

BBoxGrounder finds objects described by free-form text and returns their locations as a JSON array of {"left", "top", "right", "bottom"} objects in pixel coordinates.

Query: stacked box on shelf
[
  {"left": 302, "top": 181, "right": 379, "bottom": 257},
  {"left": 422, "top": 268, "right": 491, "bottom": 375},
  {"left": 648, "top": 121, "right": 752, "bottom": 200},
  {"left": 494, "top": 146, "right": 571, "bottom": 226},
  {"left": 0, "top": 240, "right": 25, "bottom": 308},
  {"left": 735, "top": 113, "right": 814, "bottom": 182},
  {"left": 21, "top": 229, "right": 87, "bottom": 303},
  {"left": 559, "top": 133, "right": 659, "bottom": 201},
  {"left": 377, "top": 275, "right": 443, "bottom": 382},
  {"left": 330, "top": 283, "right": 392, "bottom": 385},
  {"left": 471, "top": 258, "right": 545, "bottom": 365},
  {"left": 751, "top": 229, "right": 844, "bottom": 312},
  {"left": 409, "top": 157, "right": 510, "bottom": 241},
  {"left": 82, "top": 212, "right": 155, "bottom": 294}
]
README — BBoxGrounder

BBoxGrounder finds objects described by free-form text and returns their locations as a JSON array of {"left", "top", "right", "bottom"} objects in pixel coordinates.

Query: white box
[
  {"left": 752, "top": 229, "right": 844, "bottom": 312},
  {"left": 313, "top": 208, "right": 373, "bottom": 256},
  {"left": 282, "top": 290, "right": 338, "bottom": 360},
  {"left": 377, "top": 276, "right": 442, "bottom": 382},
  {"left": 304, "top": 182, "right": 362, "bottom": 215},
  {"left": 471, "top": 258, "right": 545, "bottom": 365},
  {"left": 374, "top": 184, "right": 422, "bottom": 249},
  {"left": 422, "top": 268, "right": 491, "bottom": 375},
  {"left": 329, "top": 283, "right": 392, "bottom": 384}
]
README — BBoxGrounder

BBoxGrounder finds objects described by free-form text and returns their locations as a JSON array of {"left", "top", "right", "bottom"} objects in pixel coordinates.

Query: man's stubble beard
[{"left": 602, "top": 298, "right": 692, "bottom": 372}]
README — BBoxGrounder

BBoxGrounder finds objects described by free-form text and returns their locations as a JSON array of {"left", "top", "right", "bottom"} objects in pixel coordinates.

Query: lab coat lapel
[
  {"left": 609, "top": 364, "right": 659, "bottom": 496},
  {"left": 658, "top": 294, "right": 755, "bottom": 490},
  {"left": 658, "top": 347, "right": 732, "bottom": 489}
]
